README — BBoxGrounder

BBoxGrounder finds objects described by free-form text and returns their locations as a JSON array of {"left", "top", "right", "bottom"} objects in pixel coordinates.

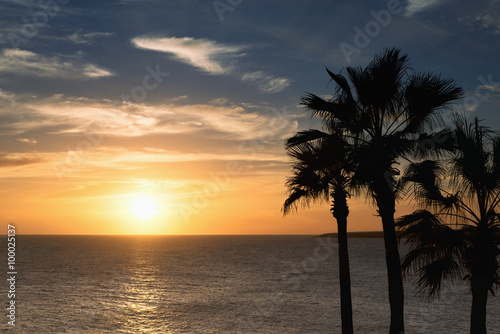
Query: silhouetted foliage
[
  {"left": 283, "top": 130, "right": 354, "bottom": 334},
  {"left": 397, "top": 115, "right": 500, "bottom": 334},
  {"left": 286, "top": 47, "right": 463, "bottom": 334}
]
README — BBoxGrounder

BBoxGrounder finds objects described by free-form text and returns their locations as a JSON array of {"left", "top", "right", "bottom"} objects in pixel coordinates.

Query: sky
[{"left": 0, "top": 0, "right": 499, "bottom": 235}]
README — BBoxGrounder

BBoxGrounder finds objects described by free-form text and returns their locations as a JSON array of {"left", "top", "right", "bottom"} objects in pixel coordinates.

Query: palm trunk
[
  {"left": 336, "top": 215, "right": 354, "bottom": 334},
  {"left": 380, "top": 209, "right": 405, "bottom": 334},
  {"left": 470, "top": 276, "right": 489, "bottom": 334},
  {"left": 374, "top": 178, "right": 405, "bottom": 334},
  {"left": 332, "top": 191, "right": 354, "bottom": 334}
]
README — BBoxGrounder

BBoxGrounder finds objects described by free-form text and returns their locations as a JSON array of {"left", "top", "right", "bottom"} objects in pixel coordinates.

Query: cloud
[
  {"left": 0, "top": 91, "right": 297, "bottom": 142},
  {"left": 404, "top": 0, "right": 444, "bottom": 17},
  {"left": 131, "top": 36, "right": 245, "bottom": 74},
  {"left": 0, "top": 93, "right": 303, "bottom": 183},
  {"left": 458, "top": 1, "right": 500, "bottom": 34},
  {"left": 475, "top": 14, "right": 500, "bottom": 33},
  {"left": 66, "top": 30, "right": 115, "bottom": 44},
  {"left": 47, "top": 182, "right": 146, "bottom": 198},
  {"left": 131, "top": 36, "right": 292, "bottom": 93},
  {"left": 0, "top": 89, "right": 16, "bottom": 106},
  {"left": 241, "top": 71, "right": 291, "bottom": 94},
  {"left": 17, "top": 138, "right": 37, "bottom": 144},
  {"left": 0, "top": 49, "right": 113, "bottom": 79},
  {"left": 0, "top": 93, "right": 300, "bottom": 163},
  {"left": 483, "top": 85, "right": 500, "bottom": 92},
  {"left": 476, "top": 84, "right": 500, "bottom": 99},
  {"left": 0, "top": 154, "right": 44, "bottom": 167}
]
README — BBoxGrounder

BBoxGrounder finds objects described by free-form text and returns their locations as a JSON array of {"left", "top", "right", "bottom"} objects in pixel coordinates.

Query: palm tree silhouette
[
  {"left": 397, "top": 115, "right": 500, "bottom": 334},
  {"left": 288, "top": 48, "right": 463, "bottom": 333},
  {"left": 283, "top": 131, "right": 354, "bottom": 334}
]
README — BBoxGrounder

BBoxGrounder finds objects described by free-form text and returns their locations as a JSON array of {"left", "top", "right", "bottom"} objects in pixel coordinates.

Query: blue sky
[{"left": 0, "top": 0, "right": 499, "bottom": 234}]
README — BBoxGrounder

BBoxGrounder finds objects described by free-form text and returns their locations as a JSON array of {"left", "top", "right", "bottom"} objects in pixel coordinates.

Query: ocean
[{"left": 2, "top": 235, "right": 499, "bottom": 333}]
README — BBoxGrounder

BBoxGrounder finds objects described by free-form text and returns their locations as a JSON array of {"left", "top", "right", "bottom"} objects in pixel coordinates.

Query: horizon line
[{"left": 2, "top": 231, "right": 384, "bottom": 237}]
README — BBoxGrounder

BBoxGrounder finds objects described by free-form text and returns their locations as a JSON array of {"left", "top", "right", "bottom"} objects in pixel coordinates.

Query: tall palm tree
[
  {"left": 397, "top": 115, "right": 500, "bottom": 334},
  {"left": 290, "top": 48, "right": 463, "bottom": 333},
  {"left": 283, "top": 132, "right": 354, "bottom": 334}
]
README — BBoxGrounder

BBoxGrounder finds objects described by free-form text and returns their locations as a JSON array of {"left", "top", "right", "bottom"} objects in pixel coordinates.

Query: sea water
[{"left": 2, "top": 235, "right": 499, "bottom": 333}]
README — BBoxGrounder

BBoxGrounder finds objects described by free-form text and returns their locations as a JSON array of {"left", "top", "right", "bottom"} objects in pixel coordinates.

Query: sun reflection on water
[{"left": 112, "top": 239, "right": 180, "bottom": 333}]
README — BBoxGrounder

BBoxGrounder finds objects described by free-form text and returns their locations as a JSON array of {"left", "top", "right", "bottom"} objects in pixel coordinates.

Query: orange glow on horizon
[{"left": 0, "top": 113, "right": 415, "bottom": 236}]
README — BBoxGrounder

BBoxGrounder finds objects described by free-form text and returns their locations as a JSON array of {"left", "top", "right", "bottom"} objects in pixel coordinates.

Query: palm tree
[
  {"left": 397, "top": 115, "right": 500, "bottom": 334},
  {"left": 290, "top": 48, "right": 463, "bottom": 333},
  {"left": 283, "top": 131, "right": 354, "bottom": 334}
]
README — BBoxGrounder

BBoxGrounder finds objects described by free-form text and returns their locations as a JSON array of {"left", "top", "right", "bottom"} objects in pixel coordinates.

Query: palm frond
[
  {"left": 283, "top": 132, "right": 354, "bottom": 216},
  {"left": 413, "top": 129, "right": 455, "bottom": 160},
  {"left": 401, "top": 160, "right": 458, "bottom": 209},
  {"left": 285, "top": 129, "right": 329, "bottom": 150},
  {"left": 404, "top": 73, "right": 463, "bottom": 133},
  {"left": 325, "top": 67, "right": 355, "bottom": 104},
  {"left": 396, "top": 209, "right": 440, "bottom": 230},
  {"left": 300, "top": 93, "right": 357, "bottom": 127},
  {"left": 282, "top": 186, "right": 329, "bottom": 215},
  {"left": 449, "top": 116, "right": 495, "bottom": 203},
  {"left": 397, "top": 210, "right": 465, "bottom": 298},
  {"left": 492, "top": 136, "right": 500, "bottom": 175},
  {"left": 416, "top": 258, "right": 461, "bottom": 299},
  {"left": 365, "top": 47, "right": 409, "bottom": 112}
]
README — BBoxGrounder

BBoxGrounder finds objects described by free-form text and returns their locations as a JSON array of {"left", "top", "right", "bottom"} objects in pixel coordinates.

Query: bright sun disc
[{"left": 130, "top": 198, "right": 158, "bottom": 220}]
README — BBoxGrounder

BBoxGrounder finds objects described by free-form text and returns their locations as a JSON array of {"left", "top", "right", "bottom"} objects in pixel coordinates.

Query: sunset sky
[{"left": 1, "top": 0, "right": 499, "bottom": 235}]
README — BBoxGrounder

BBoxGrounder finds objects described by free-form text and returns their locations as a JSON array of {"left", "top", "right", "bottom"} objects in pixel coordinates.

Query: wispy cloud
[
  {"left": 0, "top": 89, "right": 16, "bottom": 105},
  {"left": 458, "top": 1, "right": 500, "bottom": 34},
  {"left": 0, "top": 153, "right": 44, "bottom": 167},
  {"left": 17, "top": 138, "right": 37, "bottom": 144},
  {"left": 47, "top": 182, "right": 148, "bottom": 198},
  {"left": 131, "top": 36, "right": 245, "bottom": 75},
  {"left": 476, "top": 84, "right": 500, "bottom": 99},
  {"left": 0, "top": 49, "right": 113, "bottom": 79},
  {"left": 476, "top": 14, "right": 500, "bottom": 33},
  {"left": 24, "top": 96, "right": 297, "bottom": 141},
  {"left": 241, "top": 71, "right": 291, "bottom": 94},
  {"left": 0, "top": 93, "right": 299, "bottom": 164},
  {"left": 132, "top": 36, "right": 292, "bottom": 93},
  {"left": 404, "top": 0, "right": 444, "bottom": 17},
  {"left": 484, "top": 85, "right": 500, "bottom": 92},
  {"left": 65, "top": 30, "right": 115, "bottom": 44}
]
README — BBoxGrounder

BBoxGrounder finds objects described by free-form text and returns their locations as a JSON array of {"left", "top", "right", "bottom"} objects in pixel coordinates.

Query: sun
[{"left": 130, "top": 198, "right": 158, "bottom": 220}]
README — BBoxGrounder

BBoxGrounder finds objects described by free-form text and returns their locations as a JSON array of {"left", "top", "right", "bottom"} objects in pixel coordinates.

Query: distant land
[{"left": 317, "top": 231, "right": 384, "bottom": 238}]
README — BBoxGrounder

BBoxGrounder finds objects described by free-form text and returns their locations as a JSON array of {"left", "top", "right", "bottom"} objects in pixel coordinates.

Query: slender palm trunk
[
  {"left": 336, "top": 216, "right": 354, "bottom": 334},
  {"left": 470, "top": 276, "right": 489, "bottom": 333},
  {"left": 332, "top": 191, "right": 354, "bottom": 334},
  {"left": 380, "top": 210, "right": 405, "bottom": 334},
  {"left": 374, "top": 178, "right": 405, "bottom": 334}
]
